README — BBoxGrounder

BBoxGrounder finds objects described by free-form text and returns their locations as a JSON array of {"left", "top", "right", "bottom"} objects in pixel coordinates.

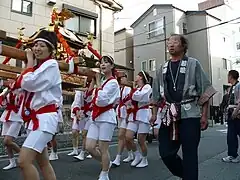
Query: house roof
[
  {"left": 185, "top": 11, "right": 221, "bottom": 21},
  {"left": 114, "top": 28, "right": 127, "bottom": 35},
  {"left": 130, "top": 4, "right": 185, "bottom": 28},
  {"left": 97, "top": 0, "right": 123, "bottom": 11},
  {"left": 114, "top": 28, "right": 133, "bottom": 35}
]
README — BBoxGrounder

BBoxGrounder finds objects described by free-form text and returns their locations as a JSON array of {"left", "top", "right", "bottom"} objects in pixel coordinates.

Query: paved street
[{"left": 0, "top": 125, "right": 239, "bottom": 180}]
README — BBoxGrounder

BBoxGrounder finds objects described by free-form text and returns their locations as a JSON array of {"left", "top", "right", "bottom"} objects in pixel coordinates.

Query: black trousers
[
  {"left": 158, "top": 118, "right": 201, "bottom": 180},
  {"left": 227, "top": 118, "right": 240, "bottom": 158}
]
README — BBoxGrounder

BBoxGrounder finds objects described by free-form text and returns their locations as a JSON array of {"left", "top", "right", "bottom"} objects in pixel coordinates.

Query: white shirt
[
  {"left": 93, "top": 78, "right": 120, "bottom": 124},
  {"left": 71, "top": 90, "right": 84, "bottom": 120},
  {"left": 128, "top": 84, "right": 152, "bottom": 124},
  {"left": 0, "top": 89, "right": 24, "bottom": 123},
  {"left": 56, "top": 95, "right": 63, "bottom": 123},
  {"left": 19, "top": 59, "right": 62, "bottom": 134},
  {"left": 116, "top": 86, "right": 131, "bottom": 119}
]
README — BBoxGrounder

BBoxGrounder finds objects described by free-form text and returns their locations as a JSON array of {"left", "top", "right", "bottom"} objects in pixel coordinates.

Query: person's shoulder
[
  {"left": 187, "top": 57, "right": 199, "bottom": 63},
  {"left": 236, "top": 82, "right": 240, "bottom": 88}
]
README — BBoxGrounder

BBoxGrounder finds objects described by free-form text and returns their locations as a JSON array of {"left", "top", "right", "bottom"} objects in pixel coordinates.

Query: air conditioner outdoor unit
[{"left": 47, "top": 0, "right": 56, "bottom": 6}]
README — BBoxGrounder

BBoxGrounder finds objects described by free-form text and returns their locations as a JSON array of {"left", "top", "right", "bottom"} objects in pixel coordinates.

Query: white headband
[
  {"left": 141, "top": 70, "right": 149, "bottom": 83},
  {"left": 102, "top": 55, "right": 114, "bottom": 64},
  {"left": 33, "top": 38, "right": 55, "bottom": 49}
]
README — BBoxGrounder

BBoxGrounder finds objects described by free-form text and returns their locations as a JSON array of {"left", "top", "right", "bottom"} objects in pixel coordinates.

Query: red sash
[
  {"left": 127, "top": 85, "right": 149, "bottom": 120},
  {"left": 5, "top": 93, "right": 18, "bottom": 121},
  {"left": 92, "top": 77, "right": 115, "bottom": 121},
  {"left": 82, "top": 88, "right": 94, "bottom": 116},
  {"left": 19, "top": 57, "right": 57, "bottom": 130}
]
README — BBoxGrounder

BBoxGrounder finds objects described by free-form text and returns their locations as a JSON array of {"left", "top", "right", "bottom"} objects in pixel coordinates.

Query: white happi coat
[
  {"left": 83, "top": 88, "right": 93, "bottom": 118},
  {"left": 128, "top": 84, "right": 152, "bottom": 124},
  {"left": 57, "top": 95, "right": 63, "bottom": 123},
  {"left": 92, "top": 78, "right": 120, "bottom": 124},
  {"left": 0, "top": 89, "right": 24, "bottom": 123},
  {"left": 116, "top": 86, "right": 132, "bottom": 119},
  {"left": 71, "top": 90, "right": 84, "bottom": 121},
  {"left": 16, "top": 59, "right": 62, "bottom": 134}
]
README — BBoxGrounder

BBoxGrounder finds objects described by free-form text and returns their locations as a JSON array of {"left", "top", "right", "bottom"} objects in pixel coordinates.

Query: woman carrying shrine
[
  {"left": 86, "top": 55, "right": 120, "bottom": 180},
  {"left": 125, "top": 71, "right": 152, "bottom": 168},
  {"left": 9, "top": 30, "right": 61, "bottom": 180}
]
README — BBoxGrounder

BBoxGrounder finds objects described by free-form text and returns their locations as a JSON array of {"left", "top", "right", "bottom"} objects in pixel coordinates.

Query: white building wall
[{"left": 0, "top": 0, "right": 115, "bottom": 65}]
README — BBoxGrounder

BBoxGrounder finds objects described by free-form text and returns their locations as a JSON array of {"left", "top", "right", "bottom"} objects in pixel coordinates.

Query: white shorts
[
  {"left": 84, "top": 118, "right": 92, "bottom": 131},
  {"left": 87, "top": 122, "right": 116, "bottom": 141},
  {"left": 118, "top": 118, "right": 127, "bottom": 129},
  {"left": 127, "top": 121, "right": 150, "bottom": 134},
  {"left": 72, "top": 119, "right": 85, "bottom": 131},
  {"left": 1, "top": 121, "right": 22, "bottom": 138},
  {"left": 22, "top": 130, "right": 53, "bottom": 153}
]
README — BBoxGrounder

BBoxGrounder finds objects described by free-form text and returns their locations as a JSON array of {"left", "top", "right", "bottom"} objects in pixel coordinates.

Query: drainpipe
[
  {"left": 163, "top": 16, "right": 167, "bottom": 62},
  {"left": 93, "top": 0, "right": 103, "bottom": 56}
]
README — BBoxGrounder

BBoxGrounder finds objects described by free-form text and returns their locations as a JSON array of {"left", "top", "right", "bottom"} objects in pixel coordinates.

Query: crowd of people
[{"left": 0, "top": 31, "right": 218, "bottom": 180}]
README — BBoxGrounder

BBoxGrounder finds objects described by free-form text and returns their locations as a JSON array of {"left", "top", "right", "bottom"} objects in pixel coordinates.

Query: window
[
  {"left": 65, "top": 14, "right": 96, "bottom": 36},
  {"left": 149, "top": 59, "right": 156, "bottom": 71},
  {"left": 183, "top": 23, "right": 187, "bottom": 34},
  {"left": 141, "top": 61, "right": 147, "bottom": 71},
  {"left": 237, "top": 42, "right": 240, "bottom": 50},
  {"left": 222, "top": 58, "right": 227, "bottom": 69},
  {"left": 148, "top": 18, "right": 164, "bottom": 38},
  {"left": 11, "top": 0, "right": 32, "bottom": 16}
]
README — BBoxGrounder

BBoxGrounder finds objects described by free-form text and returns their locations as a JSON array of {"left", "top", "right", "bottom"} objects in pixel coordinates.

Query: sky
[{"left": 114, "top": 0, "right": 203, "bottom": 31}]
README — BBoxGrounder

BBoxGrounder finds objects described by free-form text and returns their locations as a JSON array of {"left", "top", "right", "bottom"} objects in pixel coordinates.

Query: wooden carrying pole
[
  {"left": 0, "top": 70, "right": 86, "bottom": 88},
  {"left": 0, "top": 43, "right": 133, "bottom": 87}
]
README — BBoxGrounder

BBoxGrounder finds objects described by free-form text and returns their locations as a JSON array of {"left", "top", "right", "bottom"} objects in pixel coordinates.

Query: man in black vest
[{"left": 222, "top": 70, "right": 240, "bottom": 163}]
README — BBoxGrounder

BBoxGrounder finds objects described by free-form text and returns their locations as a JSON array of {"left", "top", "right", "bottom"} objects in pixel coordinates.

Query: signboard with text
[{"left": 198, "top": 0, "right": 225, "bottom": 11}]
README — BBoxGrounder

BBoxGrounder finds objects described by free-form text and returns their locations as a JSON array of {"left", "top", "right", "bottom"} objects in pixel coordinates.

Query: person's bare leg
[
  {"left": 74, "top": 130, "right": 88, "bottom": 160},
  {"left": 82, "top": 130, "right": 87, "bottom": 151},
  {"left": 125, "top": 130, "right": 137, "bottom": 152},
  {"left": 18, "top": 147, "right": 39, "bottom": 180},
  {"left": 136, "top": 133, "right": 148, "bottom": 168},
  {"left": 3, "top": 136, "right": 17, "bottom": 170},
  {"left": 86, "top": 138, "right": 101, "bottom": 161},
  {"left": 98, "top": 141, "right": 111, "bottom": 179},
  {"left": 51, "top": 136, "right": 57, "bottom": 153},
  {"left": 112, "top": 128, "right": 126, "bottom": 166},
  {"left": 68, "top": 130, "right": 79, "bottom": 155},
  {"left": 36, "top": 147, "right": 56, "bottom": 180},
  {"left": 4, "top": 136, "right": 20, "bottom": 153},
  {"left": 154, "top": 128, "right": 159, "bottom": 140},
  {"left": 125, "top": 130, "right": 141, "bottom": 166}
]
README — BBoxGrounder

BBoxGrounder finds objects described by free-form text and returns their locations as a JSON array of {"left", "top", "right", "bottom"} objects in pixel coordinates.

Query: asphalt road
[{"left": 0, "top": 125, "right": 239, "bottom": 180}]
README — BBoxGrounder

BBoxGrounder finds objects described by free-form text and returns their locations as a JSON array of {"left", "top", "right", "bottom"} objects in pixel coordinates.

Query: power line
[
  {"left": 114, "top": 0, "right": 240, "bottom": 44},
  {"left": 114, "top": 16, "right": 240, "bottom": 52},
  {"left": 114, "top": 9, "right": 221, "bottom": 44}
]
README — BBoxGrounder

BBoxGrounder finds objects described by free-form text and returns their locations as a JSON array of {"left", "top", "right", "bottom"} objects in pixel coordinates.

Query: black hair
[
  {"left": 101, "top": 55, "right": 116, "bottom": 77},
  {"left": 228, "top": 70, "right": 239, "bottom": 80},
  {"left": 138, "top": 71, "right": 153, "bottom": 86},
  {"left": 117, "top": 74, "right": 127, "bottom": 84},
  {"left": 169, "top": 33, "right": 188, "bottom": 54}
]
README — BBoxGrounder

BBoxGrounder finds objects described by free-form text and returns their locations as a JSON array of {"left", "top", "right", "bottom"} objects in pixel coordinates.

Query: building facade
[
  {"left": 0, "top": 0, "right": 122, "bottom": 112},
  {"left": 114, "top": 28, "right": 134, "bottom": 80},
  {"left": 129, "top": 4, "right": 233, "bottom": 106},
  {"left": 0, "top": 0, "right": 122, "bottom": 67}
]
